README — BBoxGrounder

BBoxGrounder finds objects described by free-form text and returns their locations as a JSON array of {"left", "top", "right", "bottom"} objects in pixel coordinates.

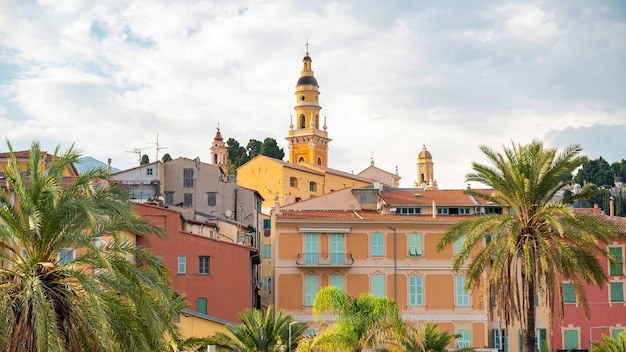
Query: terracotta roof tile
[{"left": 275, "top": 209, "right": 473, "bottom": 222}]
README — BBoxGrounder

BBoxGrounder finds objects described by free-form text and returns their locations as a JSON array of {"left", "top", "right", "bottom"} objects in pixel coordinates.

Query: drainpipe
[{"left": 388, "top": 226, "right": 397, "bottom": 302}]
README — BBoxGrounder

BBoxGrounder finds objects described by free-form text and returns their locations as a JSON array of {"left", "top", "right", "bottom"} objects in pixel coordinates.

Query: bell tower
[
  {"left": 210, "top": 126, "right": 227, "bottom": 166},
  {"left": 286, "top": 46, "right": 331, "bottom": 166},
  {"left": 414, "top": 145, "right": 438, "bottom": 189}
]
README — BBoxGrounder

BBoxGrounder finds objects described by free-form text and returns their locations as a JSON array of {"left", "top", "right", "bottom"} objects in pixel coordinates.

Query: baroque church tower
[
  {"left": 414, "top": 145, "right": 438, "bottom": 189},
  {"left": 210, "top": 126, "right": 228, "bottom": 166},
  {"left": 286, "top": 48, "right": 331, "bottom": 166}
]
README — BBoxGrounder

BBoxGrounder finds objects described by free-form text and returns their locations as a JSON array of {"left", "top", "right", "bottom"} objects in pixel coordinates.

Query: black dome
[{"left": 297, "top": 76, "right": 318, "bottom": 86}]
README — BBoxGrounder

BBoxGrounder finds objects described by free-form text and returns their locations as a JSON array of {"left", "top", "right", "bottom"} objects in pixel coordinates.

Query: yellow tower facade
[
  {"left": 286, "top": 50, "right": 331, "bottom": 166},
  {"left": 210, "top": 127, "right": 227, "bottom": 166},
  {"left": 414, "top": 145, "right": 437, "bottom": 189}
]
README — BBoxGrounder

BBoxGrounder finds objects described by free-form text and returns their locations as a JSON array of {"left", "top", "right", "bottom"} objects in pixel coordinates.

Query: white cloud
[{"left": 0, "top": 0, "right": 624, "bottom": 187}]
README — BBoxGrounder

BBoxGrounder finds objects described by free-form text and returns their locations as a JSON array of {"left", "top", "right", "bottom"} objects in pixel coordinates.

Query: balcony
[{"left": 296, "top": 252, "right": 354, "bottom": 266}]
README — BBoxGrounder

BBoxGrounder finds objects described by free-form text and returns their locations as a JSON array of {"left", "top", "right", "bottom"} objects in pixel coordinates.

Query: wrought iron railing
[{"left": 296, "top": 252, "right": 354, "bottom": 266}]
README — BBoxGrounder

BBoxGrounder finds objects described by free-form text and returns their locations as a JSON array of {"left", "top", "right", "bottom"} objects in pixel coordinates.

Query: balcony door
[
  {"left": 330, "top": 234, "right": 344, "bottom": 265},
  {"left": 304, "top": 233, "right": 319, "bottom": 265}
]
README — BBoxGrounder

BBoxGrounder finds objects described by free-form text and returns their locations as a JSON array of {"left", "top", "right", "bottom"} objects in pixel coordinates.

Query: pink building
[
  {"left": 551, "top": 206, "right": 626, "bottom": 351},
  {"left": 134, "top": 203, "right": 257, "bottom": 322}
]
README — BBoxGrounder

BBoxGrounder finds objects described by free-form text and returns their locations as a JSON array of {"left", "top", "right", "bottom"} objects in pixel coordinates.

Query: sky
[{"left": 1, "top": 1, "right": 625, "bottom": 189}]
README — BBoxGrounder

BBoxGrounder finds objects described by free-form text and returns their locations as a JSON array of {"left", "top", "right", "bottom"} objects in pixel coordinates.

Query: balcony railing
[{"left": 296, "top": 253, "right": 354, "bottom": 266}]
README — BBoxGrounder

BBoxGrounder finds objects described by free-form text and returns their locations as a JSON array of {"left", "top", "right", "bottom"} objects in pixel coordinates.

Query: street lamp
[
  {"left": 288, "top": 321, "right": 300, "bottom": 352},
  {"left": 590, "top": 326, "right": 609, "bottom": 352}
]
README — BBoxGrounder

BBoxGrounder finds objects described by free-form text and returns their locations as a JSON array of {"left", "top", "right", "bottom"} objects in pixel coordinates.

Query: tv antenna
[{"left": 151, "top": 133, "right": 168, "bottom": 161}]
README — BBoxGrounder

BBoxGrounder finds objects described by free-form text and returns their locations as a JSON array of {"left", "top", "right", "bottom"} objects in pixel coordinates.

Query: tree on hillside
[
  {"left": 574, "top": 156, "right": 614, "bottom": 187},
  {"left": 0, "top": 141, "right": 182, "bottom": 352},
  {"left": 226, "top": 137, "right": 285, "bottom": 175},
  {"left": 311, "top": 286, "right": 403, "bottom": 351},
  {"left": 209, "top": 306, "right": 307, "bottom": 352},
  {"left": 436, "top": 140, "right": 621, "bottom": 352}
]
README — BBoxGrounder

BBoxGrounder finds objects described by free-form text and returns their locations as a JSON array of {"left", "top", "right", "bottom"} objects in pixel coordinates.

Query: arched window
[
  {"left": 289, "top": 177, "right": 298, "bottom": 188},
  {"left": 315, "top": 115, "right": 319, "bottom": 128},
  {"left": 317, "top": 157, "right": 322, "bottom": 165},
  {"left": 300, "top": 115, "right": 306, "bottom": 129},
  {"left": 298, "top": 156, "right": 305, "bottom": 163}
]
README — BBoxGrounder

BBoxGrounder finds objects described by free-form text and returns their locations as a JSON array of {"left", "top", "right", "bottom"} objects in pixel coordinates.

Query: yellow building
[{"left": 271, "top": 187, "right": 495, "bottom": 349}]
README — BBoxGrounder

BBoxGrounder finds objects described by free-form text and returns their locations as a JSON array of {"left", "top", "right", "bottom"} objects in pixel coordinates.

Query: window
[
  {"left": 437, "top": 208, "right": 449, "bottom": 215},
  {"left": 207, "top": 192, "right": 216, "bottom": 206},
  {"left": 309, "top": 181, "right": 317, "bottom": 192},
  {"left": 456, "top": 276, "right": 470, "bottom": 306},
  {"left": 371, "top": 233, "right": 384, "bottom": 257},
  {"left": 299, "top": 115, "right": 305, "bottom": 129},
  {"left": 563, "top": 329, "right": 579, "bottom": 349},
  {"left": 456, "top": 329, "right": 471, "bottom": 348},
  {"left": 409, "top": 275, "right": 423, "bottom": 306},
  {"left": 177, "top": 256, "right": 186, "bottom": 274},
  {"left": 146, "top": 167, "right": 153, "bottom": 176},
  {"left": 164, "top": 192, "right": 174, "bottom": 205},
  {"left": 492, "top": 329, "right": 506, "bottom": 351},
  {"left": 304, "top": 233, "right": 319, "bottom": 265},
  {"left": 330, "top": 275, "right": 345, "bottom": 292},
  {"left": 454, "top": 236, "right": 465, "bottom": 254},
  {"left": 371, "top": 275, "right": 384, "bottom": 297},
  {"left": 485, "top": 207, "right": 503, "bottom": 214},
  {"left": 610, "top": 282, "right": 624, "bottom": 302},
  {"left": 196, "top": 297, "right": 207, "bottom": 315},
  {"left": 612, "top": 329, "right": 626, "bottom": 339},
  {"left": 610, "top": 247, "right": 624, "bottom": 276},
  {"left": 263, "top": 244, "right": 271, "bottom": 258},
  {"left": 199, "top": 256, "right": 210, "bottom": 275},
  {"left": 562, "top": 283, "right": 576, "bottom": 303},
  {"left": 289, "top": 177, "right": 298, "bottom": 188},
  {"left": 263, "top": 219, "right": 271, "bottom": 228},
  {"left": 183, "top": 193, "right": 192, "bottom": 207},
  {"left": 408, "top": 233, "right": 423, "bottom": 256},
  {"left": 395, "top": 207, "right": 422, "bottom": 214},
  {"left": 536, "top": 328, "right": 547, "bottom": 351},
  {"left": 58, "top": 248, "right": 75, "bottom": 265},
  {"left": 183, "top": 168, "right": 194, "bottom": 188},
  {"left": 330, "top": 234, "right": 344, "bottom": 265},
  {"left": 304, "top": 275, "right": 318, "bottom": 306},
  {"left": 264, "top": 276, "right": 271, "bottom": 292}
]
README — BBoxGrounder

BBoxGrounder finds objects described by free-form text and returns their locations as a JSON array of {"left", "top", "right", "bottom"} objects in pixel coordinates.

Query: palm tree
[
  {"left": 0, "top": 141, "right": 182, "bottom": 352},
  {"left": 592, "top": 331, "right": 626, "bottom": 352},
  {"left": 210, "top": 305, "right": 308, "bottom": 352},
  {"left": 436, "top": 140, "right": 621, "bottom": 352},
  {"left": 311, "top": 286, "right": 403, "bottom": 351}
]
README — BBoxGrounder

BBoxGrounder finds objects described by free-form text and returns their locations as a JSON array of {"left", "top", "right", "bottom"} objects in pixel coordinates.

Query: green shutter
[
  {"left": 454, "top": 237, "right": 464, "bottom": 253},
  {"left": 539, "top": 328, "right": 547, "bottom": 352},
  {"left": 304, "top": 234, "right": 318, "bottom": 265},
  {"left": 409, "top": 275, "right": 423, "bottom": 305},
  {"left": 263, "top": 244, "right": 271, "bottom": 258},
  {"left": 330, "top": 234, "right": 344, "bottom": 264},
  {"left": 371, "top": 275, "right": 384, "bottom": 297},
  {"left": 197, "top": 297, "right": 207, "bottom": 314},
  {"left": 563, "top": 330, "right": 578, "bottom": 349},
  {"left": 610, "top": 282, "right": 624, "bottom": 302},
  {"left": 456, "top": 276, "right": 469, "bottom": 306},
  {"left": 563, "top": 283, "right": 576, "bottom": 303},
  {"left": 330, "top": 275, "right": 345, "bottom": 292},
  {"left": 610, "top": 247, "right": 624, "bottom": 276},
  {"left": 371, "top": 233, "right": 384, "bottom": 256},
  {"left": 304, "top": 275, "right": 318, "bottom": 306},
  {"left": 409, "top": 233, "right": 422, "bottom": 256},
  {"left": 263, "top": 219, "right": 271, "bottom": 228}
]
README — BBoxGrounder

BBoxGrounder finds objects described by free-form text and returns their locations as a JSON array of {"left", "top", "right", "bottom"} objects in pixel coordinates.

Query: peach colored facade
[{"left": 270, "top": 187, "right": 498, "bottom": 349}]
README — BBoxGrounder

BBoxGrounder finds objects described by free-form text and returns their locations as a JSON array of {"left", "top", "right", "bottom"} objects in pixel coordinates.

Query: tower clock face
[{"left": 419, "top": 166, "right": 424, "bottom": 171}]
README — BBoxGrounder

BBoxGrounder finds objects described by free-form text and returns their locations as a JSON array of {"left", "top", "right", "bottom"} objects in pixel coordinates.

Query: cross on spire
[{"left": 305, "top": 39, "right": 310, "bottom": 53}]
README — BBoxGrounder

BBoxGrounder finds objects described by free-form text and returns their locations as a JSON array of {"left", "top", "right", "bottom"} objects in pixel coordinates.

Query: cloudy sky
[{"left": 1, "top": 1, "right": 624, "bottom": 189}]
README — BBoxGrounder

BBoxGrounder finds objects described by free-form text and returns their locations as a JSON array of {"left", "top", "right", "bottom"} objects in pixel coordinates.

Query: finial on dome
[{"left": 305, "top": 39, "right": 309, "bottom": 56}]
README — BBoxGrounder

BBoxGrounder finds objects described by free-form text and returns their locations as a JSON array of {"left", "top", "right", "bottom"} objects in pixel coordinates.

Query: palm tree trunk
[{"left": 523, "top": 271, "right": 537, "bottom": 352}]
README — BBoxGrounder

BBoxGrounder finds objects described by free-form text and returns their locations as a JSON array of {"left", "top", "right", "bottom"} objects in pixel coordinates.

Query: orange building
[{"left": 270, "top": 186, "right": 499, "bottom": 349}]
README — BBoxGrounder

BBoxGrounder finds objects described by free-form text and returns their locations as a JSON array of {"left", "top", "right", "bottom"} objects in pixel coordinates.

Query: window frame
[
  {"left": 177, "top": 255, "right": 186, "bottom": 275},
  {"left": 456, "top": 329, "right": 471, "bottom": 348},
  {"left": 562, "top": 283, "right": 576, "bottom": 303},
  {"left": 408, "top": 233, "right": 423, "bottom": 256},
  {"left": 455, "top": 276, "right": 470, "bottom": 306},
  {"left": 609, "top": 247, "right": 624, "bottom": 276},
  {"left": 408, "top": 275, "right": 423, "bottom": 306},
  {"left": 183, "top": 168, "right": 194, "bottom": 188},
  {"left": 198, "top": 256, "right": 210, "bottom": 275},
  {"left": 371, "top": 233, "right": 384, "bottom": 257},
  {"left": 371, "top": 275, "right": 385, "bottom": 297},
  {"left": 304, "top": 275, "right": 318, "bottom": 306},
  {"left": 207, "top": 192, "right": 217, "bottom": 206},
  {"left": 610, "top": 281, "right": 624, "bottom": 302}
]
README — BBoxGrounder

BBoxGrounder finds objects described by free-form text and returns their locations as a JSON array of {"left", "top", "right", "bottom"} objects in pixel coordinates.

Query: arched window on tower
[
  {"left": 317, "top": 157, "right": 322, "bottom": 165},
  {"left": 300, "top": 115, "right": 306, "bottom": 129},
  {"left": 315, "top": 115, "right": 319, "bottom": 128},
  {"left": 213, "top": 154, "right": 218, "bottom": 164},
  {"left": 298, "top": 156, "right": 305, "bottom": 163}
]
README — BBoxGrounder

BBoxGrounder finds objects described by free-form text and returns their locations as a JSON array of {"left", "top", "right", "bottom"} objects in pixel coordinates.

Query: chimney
[
  {"left": 593, "top": 203, "right": 601, "bottom": 214},
  {"left": 610, "top": 197, "right": 615, "bottom": 219}
]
